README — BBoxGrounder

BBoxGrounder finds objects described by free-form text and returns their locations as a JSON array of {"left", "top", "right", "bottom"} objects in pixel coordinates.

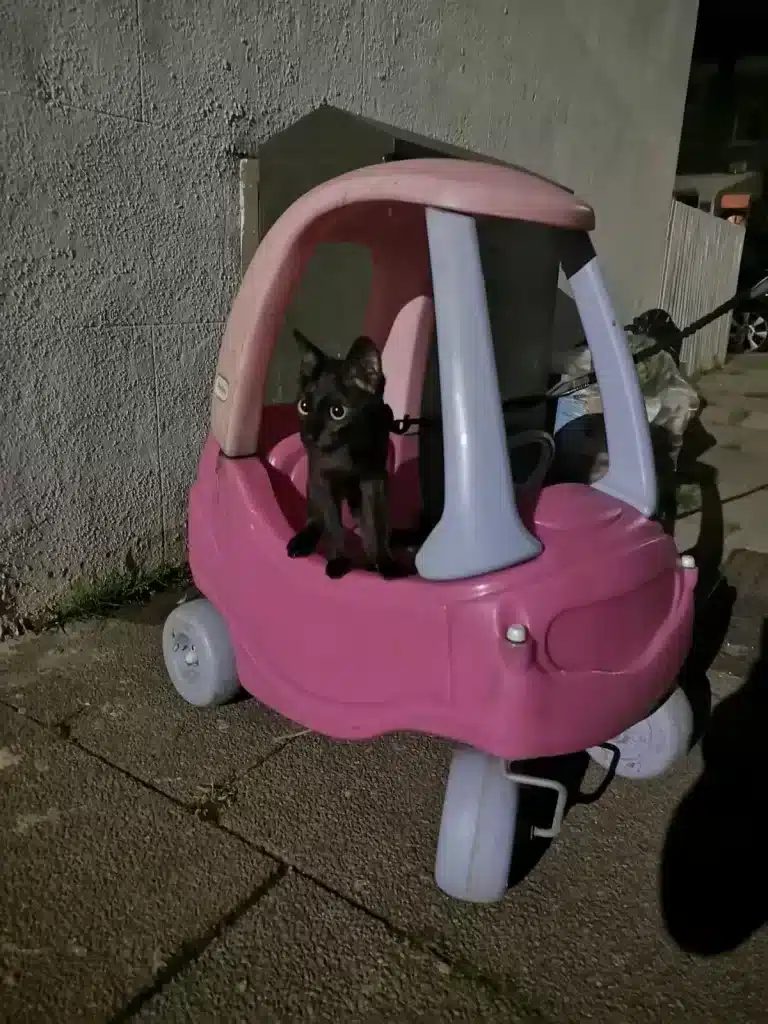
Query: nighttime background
[
  {"left": 677, "top": 0, "right": 768, "bottom": 188},
  {"left": 693, "top": 0, "right": 768, "bottom": 62}
]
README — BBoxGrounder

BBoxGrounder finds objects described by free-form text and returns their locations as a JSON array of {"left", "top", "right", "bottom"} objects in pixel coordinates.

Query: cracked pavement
[{"left": 1, "top": 573, "right": 767, "bottom": 1022}]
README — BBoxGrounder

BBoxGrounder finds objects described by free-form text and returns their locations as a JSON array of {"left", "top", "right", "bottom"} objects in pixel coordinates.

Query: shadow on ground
[
  {"left": 675, "top": 409, "right": 726, "bottom": 583},
  {"left": 660, "top": 412, "right": 768, "bottom": 956},
  {"left": 663, "top": 396, "right": 766, "bottom": 952},
  {"left": 673, "top": 410, "right": 734, "bottom": 740},
  {"left": 503, "top": 751, "right": 592, "bottom": 887},
  {"left": 661, "top": 619, "right": 768, "bottom": 955}
]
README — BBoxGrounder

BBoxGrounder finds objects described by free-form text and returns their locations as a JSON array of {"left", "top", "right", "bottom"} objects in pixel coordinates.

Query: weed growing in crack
[{"left": 48, "top": 564, "right": 192, "bottom": 627}]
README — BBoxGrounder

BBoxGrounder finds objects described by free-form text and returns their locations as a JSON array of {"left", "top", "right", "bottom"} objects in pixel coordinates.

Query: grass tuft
[{"left": 49, "top": 564, "right": 191, "bottom": 626}]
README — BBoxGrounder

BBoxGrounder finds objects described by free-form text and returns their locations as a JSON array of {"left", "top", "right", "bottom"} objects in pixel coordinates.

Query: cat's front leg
[
  {"left": 322, "top": 503, "right": 351, "bottom": 579},
  {"left": 287, "top": 468, "right": 324, "bottom": 557},
  {"left": 286, "top": 521, "right": 322, "bottom": 558},
  {"left": 310, "top": 475, "right": 350, "bottom": 579},
  {"left": 360, "top": 477, "right": 406, "bottom": 579}
]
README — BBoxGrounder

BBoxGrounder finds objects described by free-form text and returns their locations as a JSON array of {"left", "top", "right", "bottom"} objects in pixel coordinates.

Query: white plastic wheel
[
  {"left": 587, "top": 687, "right": 694, "bottom": 780},
  {"left": 162, "top": 598, "right": 240, "bottom": 707},
  {"left": 435, "top": 747, "right": 519, "bottom": 903}
]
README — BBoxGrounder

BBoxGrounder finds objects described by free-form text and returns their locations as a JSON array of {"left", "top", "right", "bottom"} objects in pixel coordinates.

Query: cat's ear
[
  {"left": 344, "top": 336, "right": 384, "bottom": 395},
  {"left": 293, "top": 328, "right": 325, "bottom": 382}
]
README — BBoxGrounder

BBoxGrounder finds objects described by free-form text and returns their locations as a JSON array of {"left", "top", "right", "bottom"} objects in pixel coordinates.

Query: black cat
[{"left": 286, "top": 329, "right": 405, "bottom": 580}]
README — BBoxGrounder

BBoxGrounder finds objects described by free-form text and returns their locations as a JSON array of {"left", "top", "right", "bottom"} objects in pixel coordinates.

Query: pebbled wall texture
[{"left": 0, "top": 0, "right": 698, "bottom": 631}]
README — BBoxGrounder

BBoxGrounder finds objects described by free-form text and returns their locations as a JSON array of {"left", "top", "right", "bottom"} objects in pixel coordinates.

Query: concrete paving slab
[
  {"left": 221, "top": 730, "right": 768, "bottom": 1023},
  {"left": 701, "top": 403, "right": 768, "bottom": 432},
  {"left": 2, "top": 582, "right": 767, "bottom": 1022},
  {"left": 135, "top": 872, "right": 536, "bottom": 1023},
  {"left": 673, "top": 510, "right": 703, "bottom": 556},
  {"left": 0, "top": 617, "right": 117, "bottom": 724},
  {"left": 696, "top": 355, "right": 768, "bottom": 432},
  {"left": 0, "top": 614, "right": 300, "bottom": 804},
  {"left": 698, "top": 392, "right": 768, "bottom": 426},
  {"left": 720, "top": 489, "right": 768, "bottom": 554},
  {"left": 675, "top": 354, "right": 768, "bottom": 558},
  {"left": 724, "top": 547, "right": 768, "bottom": 600},
  {"left": 707, "top": 667, "right": 747, "bottom": 703},
  {"left": 697, "top": 367, "right": 768, "bottom": 399},
  {"left": 717, "top": 353, "right": 768, "bottom": 372},
  {"left": 683, "top": 444, "right": 768, "bottom": 504},
  {"left": 739, "top": 409, "right": 768, "bottom": 430},
  {"left": 695, "top": 422, "right": 768, "bottom": 453},
  {"left": 0, "top": 703, "right": 278, "bottom": 1022},
  {"left": 675, "top": 485, "right": 768, "bottom": 561},
  {"left": 708, "top": 551, "right": 768, "bottom": 673}
]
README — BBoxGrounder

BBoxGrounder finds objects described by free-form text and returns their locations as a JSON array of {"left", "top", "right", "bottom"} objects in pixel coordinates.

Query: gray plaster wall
[{"left": 0, "top": 0, "right": 698, "bottom": 629}]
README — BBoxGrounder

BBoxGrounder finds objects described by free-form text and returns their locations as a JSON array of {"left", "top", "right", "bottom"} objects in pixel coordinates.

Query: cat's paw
[
  {"left": 287, "top": 527, "right": 320, "bottom": 558},
  {"left": 325, "top": 556, "right": 352, "bottom": 579},
  {"left": 376, "top": 557, "right": 409, "bottom": 580}
]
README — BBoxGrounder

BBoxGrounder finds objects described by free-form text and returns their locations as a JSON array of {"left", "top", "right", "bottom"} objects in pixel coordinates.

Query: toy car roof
[
  {"left": 212, "top": 158, "right": 595, "bottom": 459},
  {"left": 291, "top": 158, "right": 595, "bottom": 230}
]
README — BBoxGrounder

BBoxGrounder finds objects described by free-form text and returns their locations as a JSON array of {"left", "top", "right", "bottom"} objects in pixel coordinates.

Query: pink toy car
[{"left": 162, "top": 159, "right": 697, "bottom": 904}]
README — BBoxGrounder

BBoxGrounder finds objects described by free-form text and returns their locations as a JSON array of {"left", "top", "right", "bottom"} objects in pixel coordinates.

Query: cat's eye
[
  {"left": 329, "top": 403, "right": 347, "bottom": 421},
  {"left": 297, "top": 397, "right": 309, "bottom": 416}
]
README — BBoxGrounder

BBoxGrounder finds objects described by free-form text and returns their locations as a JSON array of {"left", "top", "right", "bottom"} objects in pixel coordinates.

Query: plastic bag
[{"left": 552, "top": 330, "right": 700, "bottom": 488}]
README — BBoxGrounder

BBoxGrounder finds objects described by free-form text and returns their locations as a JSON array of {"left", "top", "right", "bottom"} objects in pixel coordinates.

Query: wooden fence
[{"left": 659, "top": 200, "right": 745, "bottom": 375}]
